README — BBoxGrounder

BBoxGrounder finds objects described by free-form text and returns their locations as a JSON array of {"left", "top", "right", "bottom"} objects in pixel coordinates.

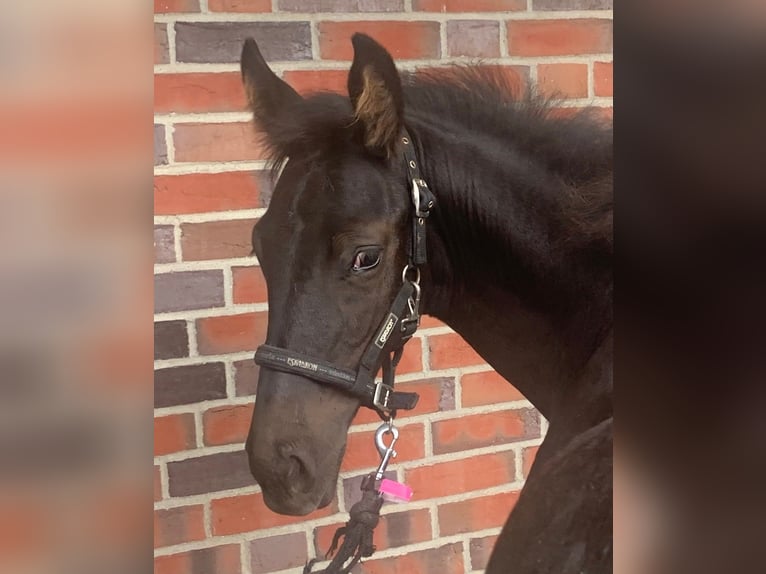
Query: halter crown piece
[
  {"left": 253, "top": 128, "right": 435, "bottom": 420},
  {"left": 254, "top": 130, "right": 435, "bottom": 574}
]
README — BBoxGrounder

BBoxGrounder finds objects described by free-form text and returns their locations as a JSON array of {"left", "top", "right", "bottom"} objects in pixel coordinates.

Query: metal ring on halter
[{"left": 402, "top": 264, "right": 421, "bottom": 285}]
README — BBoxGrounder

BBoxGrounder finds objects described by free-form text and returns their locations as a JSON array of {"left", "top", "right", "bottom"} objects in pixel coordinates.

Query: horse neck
[{"left": 407, "top": 114, "right": 612, "bottom": 419}]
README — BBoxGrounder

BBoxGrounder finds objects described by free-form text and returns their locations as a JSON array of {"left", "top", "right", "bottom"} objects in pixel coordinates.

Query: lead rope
[{"left": 303, "top": 420, "right": 403, "bottom": 574}]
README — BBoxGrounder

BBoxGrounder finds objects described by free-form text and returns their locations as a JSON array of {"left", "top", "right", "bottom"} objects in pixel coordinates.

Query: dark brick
[
  {"left": 155, "top": 23, "right": 169, "bottom": 65},
  {"left": 154, "top": 225, "right": 175, "bottom": 264},
  {"left": 155, "top": 362, "right": 227, "bottom": 408},
  {"left": 154, "top": 124, "right": 167, "bottom": 166},
  {"left": 155, "top": 320, "right": 189, "bottom": 360},
  {"left": 154, "top": 505, "right": 205, "bottom": 548},
  {"left": 155, "top": 544, "right": 240, "bottom": 574},
  {"left": 250, "top": 532, "right": 308, "bottom": 573},
  {"left": 233, "top": 359, "right": 259, "bottom": 397},
  {"left": 175, "top": 22, "right": 312, "bottom": 63},
  {"left": 181, "top": 219, "right": 257, "bottom": 261},
  {"left": 363, "top": 543, "right": 464, "bottom": 573},
  {"left": 167, "top": 449, "right": 253, "bottom": 496},
  {"left": 447, "top": 20, "right": 500, "bottom": 58},
  {"left": 469, "top": 535, "right": 497, "bottom": 570},
  {"left": 533, "top": 0, "right": 611, "bottom": 8},
  {"left": 278, "top": 0, "right": 403, "bottom": 11},
  {"left": 154, "top": 270, "right": 225, "bottom": 313}
]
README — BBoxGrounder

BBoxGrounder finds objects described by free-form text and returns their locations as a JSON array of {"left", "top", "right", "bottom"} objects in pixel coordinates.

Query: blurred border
[
  {"left": 0, "top": 2, "right": 153, "bottom": 574},
  {"left": 615, "top": 2, "right": 766, "bottom": 573}
]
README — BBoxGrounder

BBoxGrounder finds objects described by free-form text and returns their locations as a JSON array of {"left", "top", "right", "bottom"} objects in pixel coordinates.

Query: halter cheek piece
[{"left": 254, "top": 129, "right": 436, "bottom": 419}]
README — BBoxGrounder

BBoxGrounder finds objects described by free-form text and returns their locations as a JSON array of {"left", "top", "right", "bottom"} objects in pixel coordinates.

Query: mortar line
[{"left": 153, "top": 10, "right": 613, "bottom": 24}]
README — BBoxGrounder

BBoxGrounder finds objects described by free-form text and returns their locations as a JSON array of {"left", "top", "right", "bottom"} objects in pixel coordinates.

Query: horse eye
[{"left": 352, "top": 248, "right": 381, "bottom": 272}]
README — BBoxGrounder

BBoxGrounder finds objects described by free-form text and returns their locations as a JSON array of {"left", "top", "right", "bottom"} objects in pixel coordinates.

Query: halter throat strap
[{"left": 253, "top": 128, "right": 434, "bottom": 417}]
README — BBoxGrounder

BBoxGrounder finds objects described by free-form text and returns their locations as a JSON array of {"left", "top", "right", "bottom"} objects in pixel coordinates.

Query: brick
[
  {"left": 533, "top": 0, "right": 612, "bottom": 8},
  {"left": 596, "top": 106, "right": 613, "bottom": 121},
  {"left": 181, "top": 218, "right": 257, "bottom": 261},
  {"left": 428, "top": 332, "right": 483, "bottom": 369},
  {"left": 341, "top": 423, "right": 425, "bottom": 472},
  {"left": 432, "top": 408, "right": 539, "bottom": 454},
  {"left": 282, "top": 69, "right": 349, "bottom": 95},
  {"left": 154, "top": 72, "right": 247, "bottom": 114},
  {"left": 155, "top": 544, "right": 240, "bottom": 574},
  {"left": 414, "top": 0, "right": 524, "bottom": 10},
  {"left": 438, "top": 490, "right": 519, "bottom": 535},
  {"left": 523, "top": 444, "right": 539, "bottom": 477},
  {"left": 470, "top": 534, "right": 498, "bottom": 570},
  {"left": 594, "top": 61, "right": 613, "bottom": 96},
  {"left": 419, "top": 314, "right": 445, "bottom": 328},
  {"left": 211, "top": 492, "right": 338, "bottom": 535},
  {"left": 447, "top": 21, "right": 500, "bottom": 58},
  {"left": 154, "top": 505, "right": 205, "bottom": 548},
  {"left": 155, "top": 362, "right": 227, "bottom": 408},
  {"left": 203, "top": 403, "right": 253, "bottom": 446},
  {"left": 155, "top": 172, "right": 261, "bottom": 216},
  {"left": 173, "top": 122, "right": 265, "bottom": 163},
  {"left": 362, "top": 542, "right": 464, "bottom": 574},
  {"left": 232, "top": 266, "right": 268, "bottom": 304},
  {"left": 352, "top": 376, "right": 455, "bottom": 425},
  {"left": 318, "top": 21, "right": 440, "bottom": 60},
  {"left": 168, "top": 450, "right": 253, "bottom": 496},
  {"left": 404, "top": 451, "right": 515, "bottom": 499},
  {"left": 155, "top": 24, "right": 169, "bottom": 65},
  {"left": 397, "top": 338, "right": 422, "bottom": 374},
  {"left": 279, "top": 0, "right": 404, "bottom": 11},
  {"left": 154, "top": 124, "right": 167, "bottom": 166},
  {"left": 175, "top": 22, "right": 312, "bottom": 63},
  {"left": 155, "top": 0, "right": 199, "bottom": 12},
  {"left": 209, "top": 0, "right": 271, "bottom": 11},
  {"left": 196, "top": 312, "right": 268, "bottom": 354},
  {"left": 461, "top": 370, "right": 525, "bottom": 407},
  {"left": 315, "top": 507, "right": 431, "bottom": 555},
  {"left": 155, "top": 465, "right": 163, "bottom": 501},
  {"left": 538, "top": 63, "right": 589, "bottom": 99},
  {"left": 155, "top": 321, "right": 189, "bottom": 360},
  {"left": 154, "top": 225, "right": 176, "bottom": 264},
  {"left": 155, "top": 413, "right": 196, "bottom": 456},
  {"left": 250, "top": 532, "right": 308, "bottom": 573},
  {"left": 234, "top": 359, "right": 259, "bottom": 396},
  {"left": 508, "top": 19, "right": 613, "bottom": 56},
  {"left": 155, "top": 270, "right": 225, "bottom": 313}
]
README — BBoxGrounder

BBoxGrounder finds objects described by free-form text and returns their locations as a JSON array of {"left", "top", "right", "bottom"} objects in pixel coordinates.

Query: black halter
[{"left": 254, "top": 129, "right": 436, "bottom": 418}]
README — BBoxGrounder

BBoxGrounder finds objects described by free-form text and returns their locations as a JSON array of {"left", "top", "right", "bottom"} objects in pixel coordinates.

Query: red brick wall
[{"left": 154, "top": 2, "right": 612, "bottom": 573}]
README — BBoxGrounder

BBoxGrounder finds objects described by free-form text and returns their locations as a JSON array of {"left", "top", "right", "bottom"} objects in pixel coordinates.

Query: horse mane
[
  {"left": 257, "top": 65, "right": 613, "bottom": 251},
  {"left": 402, "top": 66, "right": 613, "bottom": 252}
]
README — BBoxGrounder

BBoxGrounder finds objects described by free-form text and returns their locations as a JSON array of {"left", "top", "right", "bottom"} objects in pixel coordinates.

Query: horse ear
[
  {"left": 241, "top": 38, "right": 302, "bottom": 135},
  {"left": 347, "top": 34, "right": 404, "bottom": 158}
]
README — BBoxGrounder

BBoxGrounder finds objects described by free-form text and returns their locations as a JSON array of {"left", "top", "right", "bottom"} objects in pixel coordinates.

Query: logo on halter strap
[
  {"left": 287, "top": 357, "right": 319, "bottom": 372},
  {"left": 375, "top": 313, "right": 399, "bottom": 348}
]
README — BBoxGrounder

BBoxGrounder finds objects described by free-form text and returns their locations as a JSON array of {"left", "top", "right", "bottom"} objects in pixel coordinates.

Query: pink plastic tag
[{"left": 378, "top": 479, "right": 413, "bottom": 503}]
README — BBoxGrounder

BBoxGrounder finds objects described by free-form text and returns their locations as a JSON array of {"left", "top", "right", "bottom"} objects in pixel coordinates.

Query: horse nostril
[
  {"left": 282, "top": 450, "right": 315, "bottom": 493},
  {"left": 286, "top": 455, "right": 301, "bottom": 482}
]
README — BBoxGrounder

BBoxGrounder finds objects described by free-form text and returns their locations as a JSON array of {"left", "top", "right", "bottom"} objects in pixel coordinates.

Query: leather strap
[{"left": 401, "top": 130, "right": 436, "bottom": 266}]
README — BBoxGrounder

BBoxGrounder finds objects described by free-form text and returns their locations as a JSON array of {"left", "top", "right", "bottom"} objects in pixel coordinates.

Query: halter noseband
[{"left": 253, "top": 129, "right": 436, "bottom": 419}]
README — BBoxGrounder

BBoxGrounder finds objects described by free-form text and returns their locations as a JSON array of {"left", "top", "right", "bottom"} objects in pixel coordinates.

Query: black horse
[{"left": 242, "top": 33, "right": 612, "bottom": 573}]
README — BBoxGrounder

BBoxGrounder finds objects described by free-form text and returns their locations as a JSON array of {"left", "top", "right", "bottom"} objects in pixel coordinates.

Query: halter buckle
[{"left": 373, "top": 381, "right": 394, "bottom": 413}]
